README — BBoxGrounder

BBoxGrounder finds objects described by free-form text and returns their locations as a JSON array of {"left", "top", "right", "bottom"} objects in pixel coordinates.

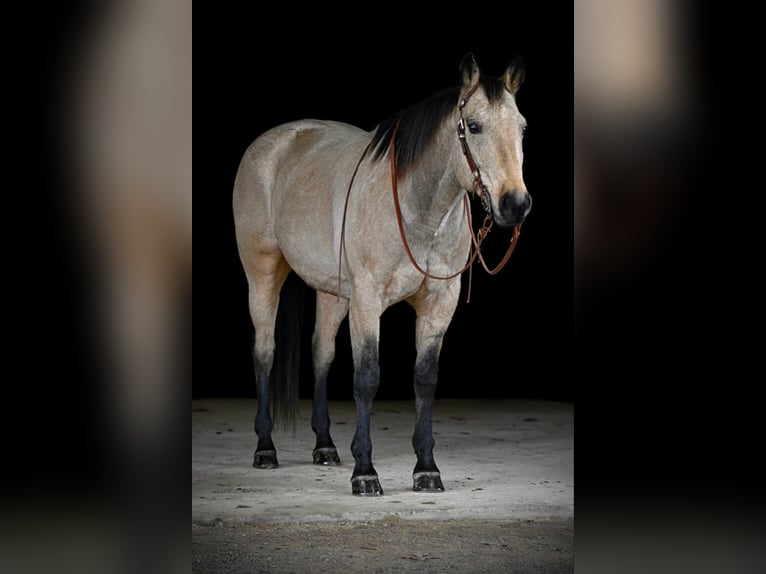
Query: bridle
[
  {"left": 338, "top": 84, "right": 522, "bottom": 297},
  {"left": 457, "top": 84, "right": 494, "bottom": 215},
  {"left": 453, "top": 83, "right": 522, "bottom": 275}
]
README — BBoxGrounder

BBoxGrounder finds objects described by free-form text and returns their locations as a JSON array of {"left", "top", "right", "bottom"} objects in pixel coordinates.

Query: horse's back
[{"left": 234, "top": 119, "right": 371, "bottom": 291}]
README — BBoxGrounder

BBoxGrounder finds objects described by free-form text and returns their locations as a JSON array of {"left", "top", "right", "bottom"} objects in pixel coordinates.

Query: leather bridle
[
  {"left": 338, "top": 85, "right": 522, "bottom": 296},
  {"left": 457, "top": 84, "right": 493, "bottom": 215}
]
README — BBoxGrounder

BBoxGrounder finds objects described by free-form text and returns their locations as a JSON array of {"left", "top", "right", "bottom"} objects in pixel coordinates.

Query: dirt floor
[
  {"left": 192, "top": 399, "right": 573, "bottom": 572},
  {"left": 192, "top": 516, "right": 573, "bottom": 573},
  {"left": 192, "top": 399, "right": 573, "bottom": 523}
]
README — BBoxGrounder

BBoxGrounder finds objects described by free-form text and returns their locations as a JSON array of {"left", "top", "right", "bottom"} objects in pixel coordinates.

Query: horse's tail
[{"left": 270, "top": 272, "right": 307, "bottom": 431}]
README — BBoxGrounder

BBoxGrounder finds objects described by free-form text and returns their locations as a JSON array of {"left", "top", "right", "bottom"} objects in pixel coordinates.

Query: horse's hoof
[
  {"left": 413, "top": 471, "right": 444, "bottom": 492},
  {"left": 253, "top": 450, "right": 278, "bottom": 469},
  {"left": 351, "top": 475, "right": 383, "bottom": 496},
  {"left": 313, "top": 447, "right": 341, "bottom": 465}
]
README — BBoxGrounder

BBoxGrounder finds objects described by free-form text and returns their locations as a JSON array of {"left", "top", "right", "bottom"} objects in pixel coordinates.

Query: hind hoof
[
  {"left": 313, "top": 447, "right": 341, "bottom": 465},
  {"left": 413, "top": 471, "right": 444, "bottom": 492},
  {"left": 253, "top": 450, "right": 278, "bottom": 469},
  {"left": 351, "top": 475, "right": 383, "bottom": 496}
]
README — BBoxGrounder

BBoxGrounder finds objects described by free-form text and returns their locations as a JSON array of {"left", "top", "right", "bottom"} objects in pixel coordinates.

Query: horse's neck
[{"left": 399, "top": 126, "right": 464, "bottom": 236}]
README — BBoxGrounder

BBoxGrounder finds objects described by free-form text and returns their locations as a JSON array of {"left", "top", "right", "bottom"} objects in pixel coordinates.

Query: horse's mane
[{"left": 369, "top": 77, "right": 507, "bottom": 177}]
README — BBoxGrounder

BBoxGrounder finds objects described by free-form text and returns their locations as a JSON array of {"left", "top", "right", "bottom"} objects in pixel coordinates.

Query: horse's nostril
[
  {"left": 500, "top": 192, "right": 514, "bottom": 214},
  {"left": 498, "top": 191, "right": 530, "bottom": 225},
  {"left": 523, "top": 193, "right": 532, "bottom": 215},
  {"left": 500, "top": 191, "right": 523, "bottom": 215}
]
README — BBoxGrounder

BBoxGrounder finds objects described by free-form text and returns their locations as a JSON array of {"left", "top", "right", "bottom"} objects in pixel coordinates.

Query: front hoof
[
  {"left": 253, "top": 450, "right": 279, "bottom": 469},
  {"left": 351, "top": 475, "right": 384, "bottom": 496},
  {"left": 313, "top": 447, "right": 341, "bottom": 465},
  {"left": 413, "top": 471, "right": 444, "bottom": 492}
]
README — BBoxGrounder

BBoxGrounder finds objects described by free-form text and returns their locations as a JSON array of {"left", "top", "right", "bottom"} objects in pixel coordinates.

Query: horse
[{"left": 233, "top": 53, "right": 531, "bottom": 496}]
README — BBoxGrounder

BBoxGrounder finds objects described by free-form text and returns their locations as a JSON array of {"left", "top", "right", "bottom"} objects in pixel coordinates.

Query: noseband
[{"left": 338, "top": 85, "right": 522, "bottom": 297}]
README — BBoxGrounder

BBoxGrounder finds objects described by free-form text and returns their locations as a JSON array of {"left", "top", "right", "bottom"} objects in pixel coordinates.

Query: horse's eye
[
  {"left": 522, "top": 124, "right": 527, "bottom": 136},
  {"left": 468, "top": 122, "right": 482, "bottom": 134}
]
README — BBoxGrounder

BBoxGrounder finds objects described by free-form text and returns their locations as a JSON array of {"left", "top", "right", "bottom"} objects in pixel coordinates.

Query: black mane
[{"left": 369, "top": 77, "right": 506, "bottom": 176}]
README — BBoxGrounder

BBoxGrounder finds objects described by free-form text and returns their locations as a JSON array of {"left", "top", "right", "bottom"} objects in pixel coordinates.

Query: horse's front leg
[
  {"left": 348, "top": 290, "right": 383, "bottom": 496},
  {"left": 409, "top": 279, "right": 461, "bottom": 492}
]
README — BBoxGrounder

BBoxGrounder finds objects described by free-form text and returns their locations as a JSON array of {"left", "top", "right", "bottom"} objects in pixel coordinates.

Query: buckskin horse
[{"left": 233, "top": 53, "right": 531, "bottom": 495}]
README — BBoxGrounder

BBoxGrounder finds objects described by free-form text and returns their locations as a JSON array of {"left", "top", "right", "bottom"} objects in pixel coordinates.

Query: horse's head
[{"left": 455, "top": 53, "right": 531, "bottom": 228}]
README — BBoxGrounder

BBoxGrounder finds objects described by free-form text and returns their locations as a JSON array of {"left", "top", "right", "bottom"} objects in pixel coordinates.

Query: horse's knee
[
  {"left": 311, "top": 335, "right": 335, "bottom": 372},
  {"left": 414, "top": 345, "right": 440, "bottom": 388},
  {"left": 354, "top": 365, "right": 380, "bottom": 402},
  {"left": 353, "top": 340, "right": 380, "bottom": 401}
]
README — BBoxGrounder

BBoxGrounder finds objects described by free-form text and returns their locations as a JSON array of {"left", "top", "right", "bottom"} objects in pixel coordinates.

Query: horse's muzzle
[{"left": 496, "top": 190, "right": 532, "bottom": 228}]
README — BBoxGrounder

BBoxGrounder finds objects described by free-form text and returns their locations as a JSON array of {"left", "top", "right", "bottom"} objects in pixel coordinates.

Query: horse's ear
[
  {"left": 460, "top": 52, "right": 480, "bottom": 89},
  {"left": 502, "top": 55, "right": 525, "bottom": 95}
]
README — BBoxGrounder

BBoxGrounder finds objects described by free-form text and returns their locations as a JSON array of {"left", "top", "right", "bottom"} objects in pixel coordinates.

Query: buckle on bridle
[{"left": 457, "top": 117, "right": 466, "bottom": 137}]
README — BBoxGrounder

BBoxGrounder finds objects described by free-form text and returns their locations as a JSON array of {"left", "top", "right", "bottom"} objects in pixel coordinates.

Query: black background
[
  {"left": 197, "top": 6, "right": 573, "bottom": 401},
  {"left": 2, "top": 5, "right": 762, "bottom": 566}
]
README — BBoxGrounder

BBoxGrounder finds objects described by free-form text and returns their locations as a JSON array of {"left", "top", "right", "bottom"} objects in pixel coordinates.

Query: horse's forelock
[{"left": 481, "top": 76, "right": 508, "bottom": 104}]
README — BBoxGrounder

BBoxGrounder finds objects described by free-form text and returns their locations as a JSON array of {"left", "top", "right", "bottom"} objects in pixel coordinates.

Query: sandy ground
[
  {"left": 192, "top": 399, "right": 573, "bottom": 572},
  {"left": 192, "top": 517, "right": 573, "bottom": 573}
]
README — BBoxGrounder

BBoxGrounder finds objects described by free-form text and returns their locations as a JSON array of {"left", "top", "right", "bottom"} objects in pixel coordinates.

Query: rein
[
  {"left": 389, "top": 117, "right": 478, "bottom": 281},
  {"left": 338, "top": 86, "right": 521, "bottom": 296}
]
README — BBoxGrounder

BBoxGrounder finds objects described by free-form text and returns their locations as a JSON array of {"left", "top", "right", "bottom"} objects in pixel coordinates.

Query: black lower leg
[
  {"left": 350, "top": 341, "right": 382, "bottom": 495},
  {"left": 311, "top": 368, "right": 340, "bottom": 465},
  {"left": 412, "top": 345, "right": 443, "bottom": 491},
  {"left": 253, "top": 354, "right": 278, "bottom": 468}
]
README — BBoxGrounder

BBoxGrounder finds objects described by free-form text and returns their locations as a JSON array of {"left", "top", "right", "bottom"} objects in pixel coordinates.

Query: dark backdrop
[{"left": 198, "top": 6, "right": 572, "bottom": 401}]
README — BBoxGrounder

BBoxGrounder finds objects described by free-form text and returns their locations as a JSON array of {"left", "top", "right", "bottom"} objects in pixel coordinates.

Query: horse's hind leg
[
  {"left": 311, "top": 291, "right": 348, "bottom": 465},
  {"left": 245, "top": 253, "right": 290, "bottom": 469},
  {"left": 409, "top": 280, "right": 461, "bottom": 492},
  {"left": 348, "top": 289, "right": 383, "bottom": 496}
]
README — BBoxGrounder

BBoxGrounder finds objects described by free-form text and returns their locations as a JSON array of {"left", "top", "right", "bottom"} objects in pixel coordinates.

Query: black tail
[{"left": 270, "top": 272, "right": 307, "bottom": 431}]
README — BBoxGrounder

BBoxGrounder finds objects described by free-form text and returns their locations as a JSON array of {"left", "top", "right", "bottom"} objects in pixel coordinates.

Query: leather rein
[{"left": 338, "top": 85, "right": 521, "bottom": 296}]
